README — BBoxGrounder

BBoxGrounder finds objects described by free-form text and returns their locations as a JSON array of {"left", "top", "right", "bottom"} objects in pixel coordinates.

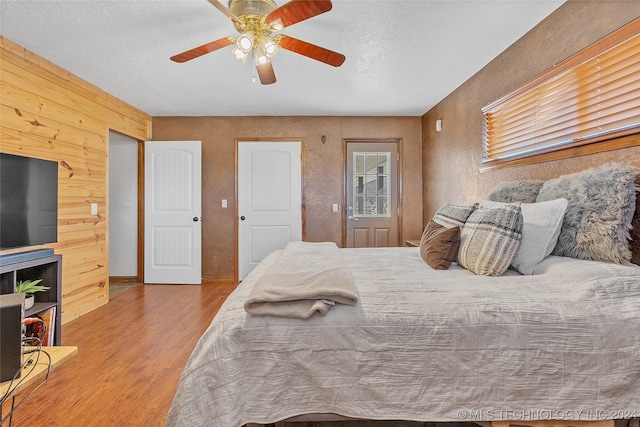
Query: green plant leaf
[{"left": 15, "top": 279, "right": 50, "bottom": 294}]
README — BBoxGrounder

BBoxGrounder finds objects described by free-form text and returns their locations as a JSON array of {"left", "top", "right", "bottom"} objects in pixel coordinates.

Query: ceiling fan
[{"left": 170, "top": 0, "right": 346, "bottom": 85}]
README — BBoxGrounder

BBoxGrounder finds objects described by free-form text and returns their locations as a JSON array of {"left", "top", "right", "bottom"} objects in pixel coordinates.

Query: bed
[{"left": 166, "top": 164, "right": 640, "bottom": 427}]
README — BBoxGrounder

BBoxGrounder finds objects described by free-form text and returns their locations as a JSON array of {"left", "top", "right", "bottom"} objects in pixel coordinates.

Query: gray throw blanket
[{"left": 244, "top": 241, "right": 358, "bottom": 318}]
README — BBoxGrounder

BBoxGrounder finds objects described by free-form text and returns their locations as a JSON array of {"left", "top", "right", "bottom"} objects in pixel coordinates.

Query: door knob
[
  {"left": 193, "top": 217, "right": 199, "bottom": 222},
  {"left": 348, "top": 215, "right": 359, "bottom": 221},
  {"left": 240, "top": 216, "right": 246, "bottom": 221}
]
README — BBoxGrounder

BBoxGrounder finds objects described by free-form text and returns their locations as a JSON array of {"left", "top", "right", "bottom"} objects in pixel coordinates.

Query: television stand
[
  {"left": 0, "top": 251, "right": 62, "bottom": 345},
  {"left": 0, "top": 249, "right": 55, "bottom": 267}
]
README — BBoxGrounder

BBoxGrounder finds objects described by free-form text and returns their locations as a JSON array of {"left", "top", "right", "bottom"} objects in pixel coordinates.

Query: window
[
  {"left": 353, "top": 152, "right": 390, "bottom": 217},
  {"left": 482, "top": 18, "right": 640, "bottom": 170}
]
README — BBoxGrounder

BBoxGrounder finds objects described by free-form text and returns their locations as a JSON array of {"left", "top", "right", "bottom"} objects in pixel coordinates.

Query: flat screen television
[{"left": 0, "top": 153, "right": 58, "bottom": 250}]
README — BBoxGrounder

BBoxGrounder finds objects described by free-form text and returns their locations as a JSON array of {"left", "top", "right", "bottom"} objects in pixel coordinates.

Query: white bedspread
[{"left": 166, "top": 247, "right": 640, "bottom": 427}]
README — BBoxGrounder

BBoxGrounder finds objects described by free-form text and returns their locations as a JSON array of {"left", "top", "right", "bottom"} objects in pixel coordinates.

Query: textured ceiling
[{"left": 0, "top": 0, "right": 564, "bottom": 117}]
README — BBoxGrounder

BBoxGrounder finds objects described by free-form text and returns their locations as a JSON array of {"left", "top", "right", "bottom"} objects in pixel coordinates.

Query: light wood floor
[{"left": 3, "top": 281, "right": 452, "bottom": 426}]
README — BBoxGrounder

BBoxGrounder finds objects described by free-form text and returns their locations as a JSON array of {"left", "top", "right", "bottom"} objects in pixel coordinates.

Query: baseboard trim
[
  {"left": 203, "top": 275, "right": 235, "bottom": 284},
  {"left": 110, "top": 275, "right": 235, "bottom": 284},
  {"left": 109, "top": 276, "right": 138, "bottom": 284}
]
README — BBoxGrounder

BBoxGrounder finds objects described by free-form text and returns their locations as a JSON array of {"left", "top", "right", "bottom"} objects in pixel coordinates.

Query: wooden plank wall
[{"left": 0, "top": 36, "right": 152, "bottom": 323}]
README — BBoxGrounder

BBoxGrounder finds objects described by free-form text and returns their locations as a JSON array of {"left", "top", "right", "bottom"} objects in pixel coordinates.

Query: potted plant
[{"left": 15, "top": 279, "right": 50, "bottom": 309}]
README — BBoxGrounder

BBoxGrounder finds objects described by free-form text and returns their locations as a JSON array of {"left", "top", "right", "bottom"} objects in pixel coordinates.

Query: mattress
[{"left": 166, "top": 247, "right": 640, "bottom": 427}]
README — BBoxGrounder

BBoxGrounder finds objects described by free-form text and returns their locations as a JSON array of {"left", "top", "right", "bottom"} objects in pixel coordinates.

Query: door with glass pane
[{"left": 345, "top": 141, "right": 399, "bottom": 248}]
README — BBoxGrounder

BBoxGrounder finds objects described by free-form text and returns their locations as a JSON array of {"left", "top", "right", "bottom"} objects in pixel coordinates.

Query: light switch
[
  {"left": 91, "top": 203, "right": 98, "bottom": 215},
  {"left": 332, "top": 203, "right": 339, "bottom": 213},
  {"left": 222, "top": 199, "right": 228, "bottom": 208}
]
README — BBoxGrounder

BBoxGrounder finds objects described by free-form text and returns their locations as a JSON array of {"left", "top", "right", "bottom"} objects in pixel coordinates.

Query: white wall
[{"left": 108, "top": 131, "right": 138, "bottom": 276}]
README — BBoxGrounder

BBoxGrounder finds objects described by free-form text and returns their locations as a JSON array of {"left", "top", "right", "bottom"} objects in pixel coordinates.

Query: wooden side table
[
  {"left": 405, "top": 239, "right": 420, "bottom": 247},
  {"left": 1, "top": 346, "right": 78, "bottom": 422}
]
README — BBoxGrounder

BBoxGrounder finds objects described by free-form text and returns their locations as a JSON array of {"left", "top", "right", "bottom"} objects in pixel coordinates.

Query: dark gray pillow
[
  {"left": 536, "top": 163, "right": 638, "bottom": 264},
  {"left": 487, "top": 180, "right": 544, "bottom": 203}
]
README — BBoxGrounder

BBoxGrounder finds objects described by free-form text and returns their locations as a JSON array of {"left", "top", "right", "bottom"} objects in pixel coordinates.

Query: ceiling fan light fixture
[
  {"left": 259, "top": 35, "right": 278, "bottom": 58},
  {"left": 236, "top": 31, "right": 254, "bottom": 52},
  {"left": 254, "top": 50, "right": 270, "bottom": 66},
  {"left": 231, "top": 45, "right": 249, "bottom": 62}
]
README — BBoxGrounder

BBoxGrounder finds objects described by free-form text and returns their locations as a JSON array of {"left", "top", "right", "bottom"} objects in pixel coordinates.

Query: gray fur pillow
[
  {"left": 536, "top": 163, "right": 639, "bottom": 264},
  {"left": 487, "top": 180, "right": 544, "bottom": 203}
]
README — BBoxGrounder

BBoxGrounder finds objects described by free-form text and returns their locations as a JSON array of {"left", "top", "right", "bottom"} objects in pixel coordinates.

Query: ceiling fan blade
[
  {"left": 207, "top": 0, "right": 243, "bottom": 26},
  {"left": 266, "top": 0, "right": 332, "bottom": 30},
  {"left": 256, "top": 61, "right": 276, "bottom": 85},
  {"left": 277, "top": 35, "right": 345, "bottom": 67},
  {"left": 170, "top": 37, "right": 235, "bottom": 63}
]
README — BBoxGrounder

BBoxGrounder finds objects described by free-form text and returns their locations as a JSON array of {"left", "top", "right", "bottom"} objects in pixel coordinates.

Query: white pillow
[{"left": 480, "top": 198, "right": 568, "bottom": 275}]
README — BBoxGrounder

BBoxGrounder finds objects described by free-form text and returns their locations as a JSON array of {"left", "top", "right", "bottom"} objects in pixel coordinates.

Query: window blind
[{"left": 482, "top": 18, "right": 640, "bottom": 166}]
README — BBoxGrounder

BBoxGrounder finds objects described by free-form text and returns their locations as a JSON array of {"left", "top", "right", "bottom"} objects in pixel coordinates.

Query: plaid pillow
[
  {"left": 458, "top": 203, "right": 523, "bottom": 276},
  {"left": 432, "top": 203, "right": 478, "bottom": 228}
]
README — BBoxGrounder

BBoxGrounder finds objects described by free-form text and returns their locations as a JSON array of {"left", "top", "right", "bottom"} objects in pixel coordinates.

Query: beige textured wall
[
  {"left": 152, "top": 116, "right": 423, "bottom": 279},
  {"left": 422, "top": 1, "right": 640, "bottom": 223}
]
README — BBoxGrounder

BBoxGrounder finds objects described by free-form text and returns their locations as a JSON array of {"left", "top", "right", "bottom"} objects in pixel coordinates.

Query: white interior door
[
  {"left": 238, "top": 141, "right": 302, "bottom": 280},
  {"left": 144, "top": 141, "right": 202, "bottom": 284}
]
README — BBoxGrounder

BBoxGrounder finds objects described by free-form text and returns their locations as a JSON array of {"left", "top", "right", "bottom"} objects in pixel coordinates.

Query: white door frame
[{"left": 235, "top": 138, "right": 305, "bottom": 283}]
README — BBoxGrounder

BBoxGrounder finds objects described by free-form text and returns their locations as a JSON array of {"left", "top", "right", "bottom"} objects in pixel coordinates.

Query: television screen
[{"left": 0, "top": 153, "right": 58, "bottom": 250}]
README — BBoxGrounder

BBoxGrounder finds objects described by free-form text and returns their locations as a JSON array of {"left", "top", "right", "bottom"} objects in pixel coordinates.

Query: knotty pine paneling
[
  {"left": 1, "top": 39, "right": 150, "bottom": 137},
  {"left": 0, "top": 36, "right": 151, "bottom": 323},
  {"left": 0, "top": 128, "right": 107, "bottom": 168},
  {"left": 0, "top": 104, "right": 107, "bottom": 156}
]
